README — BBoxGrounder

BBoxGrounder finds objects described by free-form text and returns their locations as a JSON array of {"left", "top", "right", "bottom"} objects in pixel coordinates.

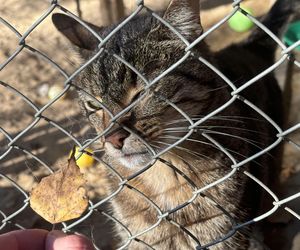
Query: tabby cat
[{"left": 52, "top": 0, "right": 294, "bottom": 249}]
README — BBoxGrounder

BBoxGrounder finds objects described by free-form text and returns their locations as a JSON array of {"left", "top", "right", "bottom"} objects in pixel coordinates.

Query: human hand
[{"left": 0, "top": 229, "right": 95, "bottom": 250}]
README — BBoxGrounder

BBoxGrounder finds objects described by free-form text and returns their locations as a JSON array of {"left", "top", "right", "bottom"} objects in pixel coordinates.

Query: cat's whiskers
[
  {"left": 197, "top": 129, "right": 270, "bottom": 149},
  {"left": 199, "top": 129, "right": 274, "bottom": 158},
  {"left": 154, "top": 135, "right": 265, "bottom": 168},
  {"left": 161, "top": 125, "right": 270, "bottom": 139},
  {"left": 162, "top": 117, "right": 243, "bottom": 126},
  {"left": 197, "top": 126, "right": 270, "bottom": 137},
  {"left": 160, "top": 129, "right": 267, "bottom": 149},
  {"left": 159, "top": 135, "right": 211, "bottom": 146},
  {"left": 151, "top": 140, "right": 227, "bottom": 167},
  {"left": 161, "top": 115, "right": 267, "bottom": 127}
]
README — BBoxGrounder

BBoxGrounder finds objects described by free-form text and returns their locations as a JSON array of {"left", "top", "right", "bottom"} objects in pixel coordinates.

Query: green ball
[{"left": 228, "top": 7, "right": 254, "bottom": 32}]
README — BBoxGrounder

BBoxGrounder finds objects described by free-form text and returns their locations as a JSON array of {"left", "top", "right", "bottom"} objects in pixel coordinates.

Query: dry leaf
[{"left": 30, "top": 151, "right": 88, "bottom": 224}]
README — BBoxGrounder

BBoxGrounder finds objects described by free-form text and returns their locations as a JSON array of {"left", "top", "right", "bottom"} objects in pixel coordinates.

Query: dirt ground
[{"left": 0, "top": 0, "right": 299, "bottom": 249}]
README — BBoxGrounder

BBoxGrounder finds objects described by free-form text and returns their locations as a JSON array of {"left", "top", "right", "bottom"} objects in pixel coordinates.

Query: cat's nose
[{"left": 105, "top": 128, "right": 130, "bottom": 149}]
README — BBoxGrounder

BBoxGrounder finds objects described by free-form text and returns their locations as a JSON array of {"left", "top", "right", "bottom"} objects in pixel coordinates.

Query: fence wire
[{"left": 0, "top": 0, "right": 299, "bottom": 249}]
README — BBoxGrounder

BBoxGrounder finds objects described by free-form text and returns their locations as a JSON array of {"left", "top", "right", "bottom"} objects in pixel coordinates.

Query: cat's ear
[
  {"left": 52, "top": 13, "right": 102, "bottom": 57},
  {"left": 163, "top": 0, "right": 202, "bottom": 39}
]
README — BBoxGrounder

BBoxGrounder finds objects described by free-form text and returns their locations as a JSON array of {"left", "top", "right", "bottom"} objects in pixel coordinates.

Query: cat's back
[{"left": 214, "top": 42, "right": 283, "bottom": 127}]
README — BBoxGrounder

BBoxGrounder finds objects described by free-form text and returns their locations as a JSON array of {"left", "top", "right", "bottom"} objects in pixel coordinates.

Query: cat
[{"left": 52, "top": 0, "right": 294, "bottom": 249}]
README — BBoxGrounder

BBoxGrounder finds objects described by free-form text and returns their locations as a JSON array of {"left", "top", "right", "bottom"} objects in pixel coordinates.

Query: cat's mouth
[
  {"left": 122, "top": 151, "right": 148, "bottom": 158},
  {"left": 105, "top": 140, "right": 152, "bottom": 168},
  {"left": 121, "top": 151, "right": 148, "bottom": 160},
  {"left": 117, "top": 150, "right": 152, "bottom": 169}
]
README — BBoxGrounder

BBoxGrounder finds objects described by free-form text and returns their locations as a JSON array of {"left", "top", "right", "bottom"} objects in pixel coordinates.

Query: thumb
[{"left": 46, "top": 230, "right": 95, "bottom": 250}]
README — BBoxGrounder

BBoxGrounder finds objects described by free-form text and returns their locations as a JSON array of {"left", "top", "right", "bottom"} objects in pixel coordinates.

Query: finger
[
  {"left": 0, "top": 229, "right": 48, "bottom": 250},
  {"left": 46, "top": 230, "right": 95, "bottom": 250}
]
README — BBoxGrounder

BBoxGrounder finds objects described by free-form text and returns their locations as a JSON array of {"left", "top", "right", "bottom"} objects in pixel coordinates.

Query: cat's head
[{"left": 52, "top": 0, "right": 225, "bottom": 169}]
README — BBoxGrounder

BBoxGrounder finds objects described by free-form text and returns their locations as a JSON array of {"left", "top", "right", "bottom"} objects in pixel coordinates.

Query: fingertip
[{"left": 46, "top": 231, "right": 94, "bottom": 250}]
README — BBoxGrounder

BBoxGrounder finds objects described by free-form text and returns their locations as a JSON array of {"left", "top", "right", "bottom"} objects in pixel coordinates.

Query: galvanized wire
[{"left": 0, "top": 0, "right": 299, "bottom": 249}]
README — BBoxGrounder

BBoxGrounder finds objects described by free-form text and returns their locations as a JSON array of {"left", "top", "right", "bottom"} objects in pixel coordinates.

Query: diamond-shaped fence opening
[{"left": 0, "top": 0, "right": 299, "bottom": 249}]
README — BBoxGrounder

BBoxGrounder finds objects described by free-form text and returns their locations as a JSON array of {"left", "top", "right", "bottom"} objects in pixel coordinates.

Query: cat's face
[{"left": 53, "top": 1, "right": 224, "bottom": 169}]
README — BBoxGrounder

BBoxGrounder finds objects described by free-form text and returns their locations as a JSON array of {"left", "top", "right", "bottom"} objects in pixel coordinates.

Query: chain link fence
[{"left": 0, "top": 0, "right": 300, "bottom": 249}]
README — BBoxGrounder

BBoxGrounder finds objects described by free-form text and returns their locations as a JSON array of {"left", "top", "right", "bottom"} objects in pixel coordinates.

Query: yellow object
[
  {"left": 70, "top": 147, "right": 94, "bottom": 169},
  {"left": 48, "top": 85, "right": 65, "bottom": 100}
]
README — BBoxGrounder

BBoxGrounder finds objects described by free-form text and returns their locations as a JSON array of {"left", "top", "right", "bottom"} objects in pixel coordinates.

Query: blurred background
[{"left": 0, "top": 0, "right": 299, "bottom": 249}]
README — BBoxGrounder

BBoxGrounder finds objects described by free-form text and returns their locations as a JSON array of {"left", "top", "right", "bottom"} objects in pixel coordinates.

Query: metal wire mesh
[{"left": 0, "top": 0, "right": 299, "bottom": 249}]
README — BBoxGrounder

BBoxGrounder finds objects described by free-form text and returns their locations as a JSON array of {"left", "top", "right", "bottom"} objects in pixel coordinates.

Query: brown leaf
[{"left": 30, "top": 152, "right": 89, "bottom": 224}]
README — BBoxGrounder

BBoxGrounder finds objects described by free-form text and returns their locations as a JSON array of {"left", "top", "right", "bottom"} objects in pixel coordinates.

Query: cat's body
[{"left": 52, "top": 0, "right": 294, "bottom": 249}]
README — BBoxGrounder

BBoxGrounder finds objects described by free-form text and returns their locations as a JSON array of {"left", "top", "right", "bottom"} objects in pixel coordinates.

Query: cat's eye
[
  {"left": 85, "top": 100, "right": 103, "bottom": 112},
  {"left": 132, "top": 91, "right": 143, "bottom": 102}
]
